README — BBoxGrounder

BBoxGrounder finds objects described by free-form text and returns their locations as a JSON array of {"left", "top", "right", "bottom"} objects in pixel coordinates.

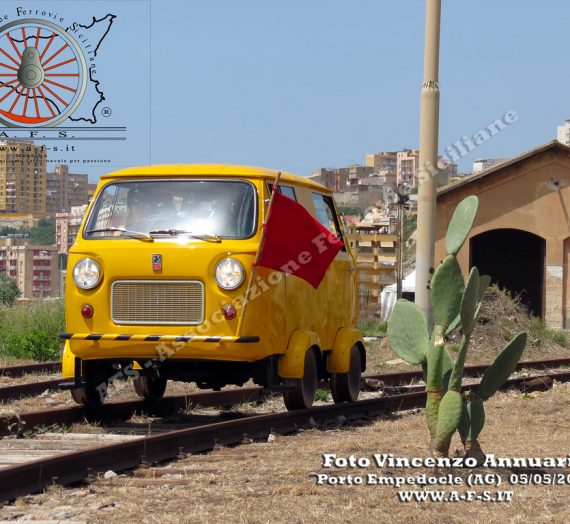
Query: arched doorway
[{"left": 470, "top": 229, "right": 545, "bottom": 317}]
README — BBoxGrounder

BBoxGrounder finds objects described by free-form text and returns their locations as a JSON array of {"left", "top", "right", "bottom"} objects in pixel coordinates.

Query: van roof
[{"left": 100, "top": 164, "right": 330, "bottom": 193}]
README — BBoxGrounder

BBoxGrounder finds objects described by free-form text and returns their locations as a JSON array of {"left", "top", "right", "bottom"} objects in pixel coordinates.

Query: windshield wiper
[
  {"left": 149, "top": 229, "right": 222, "bottom": 243},
  {"left": 86, "top": 227, "right": 154, "bottom": 241}
]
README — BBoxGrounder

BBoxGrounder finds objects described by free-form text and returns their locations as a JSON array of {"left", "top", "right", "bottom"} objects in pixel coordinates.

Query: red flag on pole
[{"left": 257, "top": 191, "right": 344, "bottom": 289}]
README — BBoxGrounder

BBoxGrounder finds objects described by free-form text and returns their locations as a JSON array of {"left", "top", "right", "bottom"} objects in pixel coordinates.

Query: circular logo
[{"left": 0, "top": 18, "right": 87, "bottom": 127}]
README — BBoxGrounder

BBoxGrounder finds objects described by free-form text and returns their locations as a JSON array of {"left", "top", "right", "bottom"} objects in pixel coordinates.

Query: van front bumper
[
  {"left": 59, "top": 333, "right": 259, "bottom": 343},
  {"left": 60, "top": 333, "right": 266, "bottom": 373}
]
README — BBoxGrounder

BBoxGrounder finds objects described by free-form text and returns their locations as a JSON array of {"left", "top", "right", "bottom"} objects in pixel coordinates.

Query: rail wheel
[
  {"left": 134, "top": 371, "right": 167, "bottom": 401},
  {"left": 283, "top": 349, "right": 318, "bottom": 411},
  {"left": 331, "top": 345, "right": 361, "bottom": 403},
  {"left": 70, "top": 383, "right": 105, "bottom": 409}
]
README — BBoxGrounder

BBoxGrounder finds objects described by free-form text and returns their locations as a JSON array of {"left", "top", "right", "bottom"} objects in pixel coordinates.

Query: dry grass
[
  {"left": 466, "top": 285, "right": 570, "bottom": 362},
  {"left": 3, "top": 383, "right": 570, "bottom": 523}
]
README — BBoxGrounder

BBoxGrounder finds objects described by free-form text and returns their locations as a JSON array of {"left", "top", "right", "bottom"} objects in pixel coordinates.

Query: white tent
[{"left": 380, "top": 270, "right": 416, "bottom": 321}]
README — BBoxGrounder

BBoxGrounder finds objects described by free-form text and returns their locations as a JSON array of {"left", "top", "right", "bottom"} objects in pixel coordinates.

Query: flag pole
[{"left": 235, "top": 171, "right": 283, "bottom": 338}]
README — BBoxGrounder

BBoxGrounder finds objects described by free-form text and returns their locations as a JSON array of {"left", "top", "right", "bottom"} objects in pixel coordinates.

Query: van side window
[
  {"left": 267, "top": 183, "right": 296, "bottom": 201},
  {"left": 311, "top": 193, "right": 345, "bottom": 250}
]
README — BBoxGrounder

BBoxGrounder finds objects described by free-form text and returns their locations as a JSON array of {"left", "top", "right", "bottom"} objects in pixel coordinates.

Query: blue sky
[
  {"left": 152, "top": 0, "right": 570, "bottom": 177},
  {"left": 2, "top": 1, "right": 570, "bottom": 181}
]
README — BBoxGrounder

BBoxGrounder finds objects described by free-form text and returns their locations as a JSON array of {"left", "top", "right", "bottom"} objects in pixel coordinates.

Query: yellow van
[{"left": 60, "top": 164, "right": 365, "bottom": 410}]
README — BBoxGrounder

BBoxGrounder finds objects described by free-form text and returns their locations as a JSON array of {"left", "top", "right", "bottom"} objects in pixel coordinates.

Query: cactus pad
[
  {"left": 447, "top": 273, "right": 488, "bottom": 336},
  {"left": 445, "top": 195, "right": 479, "bottom": 256},
  {"left": 479, "top": 275, "right": 491, "bottom": 298},
  {"left": 430, "top": 255, "right": 464, "bottom": 327},
  {"left": 448, "top": 334, "right": 469, "bottom": 392},
  {"left": 441, "top": 348, "right": 454, "bottom": 392},
  {"left": 436, "top": 390, "right": 463, "bottom": 441},
  {"left": 459, "top": 395, "right": 485, "bottom": 442},
  {"left": 387, "top": 300, "right": 429, "bottom": 364},
  {"left": 445, "top": 314, "right": 461, "bottom": 336},
  {"left": 468, "top": 395, "right": 485, "bottom": 441},
  {"left": 460, "top": 267, "right": 480, "bottom": 337},
  {"left": 478, "top": 332, "right": 527, "bottom": 401}
]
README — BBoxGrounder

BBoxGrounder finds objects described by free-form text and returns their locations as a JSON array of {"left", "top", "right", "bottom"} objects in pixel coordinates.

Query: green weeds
[{"left": 0, "top": 300, "right": 64, "bottom": 361}]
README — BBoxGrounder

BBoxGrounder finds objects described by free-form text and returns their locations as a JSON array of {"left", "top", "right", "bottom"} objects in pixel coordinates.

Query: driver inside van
[
  {"left": 179, "top": 184, "right": 237, "bottom": 237},
  {"left": 126, "top": 186, "right": 174, "bottom": 231}
]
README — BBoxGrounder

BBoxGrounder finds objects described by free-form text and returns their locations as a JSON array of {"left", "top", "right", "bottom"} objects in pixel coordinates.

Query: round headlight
[
  {"left": 215, "top": 258, "right": 245, "bottom": 290},
  {"left": 73, "top": 258, "right": 102, "bottom": 289}
]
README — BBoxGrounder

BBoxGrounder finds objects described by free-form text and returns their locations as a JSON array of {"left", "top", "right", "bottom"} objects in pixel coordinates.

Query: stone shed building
[{"left": 435, "top": 141, "right": 570, "bottom": 329}]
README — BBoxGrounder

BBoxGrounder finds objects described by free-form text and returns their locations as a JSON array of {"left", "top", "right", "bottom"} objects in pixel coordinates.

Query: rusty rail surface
[
  {"left": 364, "top": 356, "right": 570, "bottom": 384},
  {"left": 0, "top": 387, "right": 265, "bottom": 436},
  {"left": 0, "top": 362, "right": 60, "bottom": 378},
  {"left": 0, "top": 379, "right": 63, "bottom": 402}
]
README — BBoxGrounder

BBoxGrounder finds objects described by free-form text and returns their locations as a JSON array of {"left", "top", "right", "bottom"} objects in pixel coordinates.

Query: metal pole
[
  {"left": 396, "top": 203, "right": 403, "bottom": 299},
  {"left": 415, "top": 0, "right": 441, "bottom": 324}
]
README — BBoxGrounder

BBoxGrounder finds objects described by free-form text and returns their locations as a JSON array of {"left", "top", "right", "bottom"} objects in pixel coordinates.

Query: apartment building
[
  {"left": 473, "top": 158, "right": 504, "bottom": 173},
  {"left": 347, "top": 164, "right": 374, "bottom": 188},
  {"left": 365, "top": 151, "right": 398, "bottom": 188},
  {"left": 46, "top": 164, "right": 89, "bottom": 215},
  {"left": 397, "top": 149, "right": 457, "bottom": 187},
  {"left": 309, "top": 167, "right": 350, "bottom": 191},
  {"left": 0, "top": 140, "right": 46, "bottom": 216},
  {"left": 88, "top": 183, "right": 98, "bottom": 199},
  {"left": 56, "top": 205, "right": 88, "bottom": 255},
  {"left": 0, "top": 237, "right": 59, "bottom": 299}
]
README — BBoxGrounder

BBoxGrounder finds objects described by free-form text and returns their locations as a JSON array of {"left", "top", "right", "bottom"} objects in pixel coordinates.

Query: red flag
[{"left": 257, "top": 191, "right": 344, "bottom": 288}]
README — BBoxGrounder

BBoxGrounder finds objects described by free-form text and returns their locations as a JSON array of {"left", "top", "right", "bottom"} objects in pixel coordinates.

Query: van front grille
[{"left": 111, "top": 280, "right": 204, "bottom": 325}]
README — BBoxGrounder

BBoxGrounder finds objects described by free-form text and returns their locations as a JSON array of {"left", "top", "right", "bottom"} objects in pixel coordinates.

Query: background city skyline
[{"left": 1, "top": 1, "right": 569, "bottom": 181}]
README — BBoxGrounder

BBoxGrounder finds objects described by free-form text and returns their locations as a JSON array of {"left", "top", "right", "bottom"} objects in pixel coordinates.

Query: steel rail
[
  {"left": 0, "top": 378, "right": 62, "bottom": 402},
  {"left": 364, "top": 356, "right": 570, "bottom": 384},
  {"left": 0, "top": 369, "right": 568, "bottom": 502},
  {"left": 0, "top": 387, "right": 264, "bottom": 436},
  {"left": 0, "top": 362, "right": 60, "bottom": 378}
]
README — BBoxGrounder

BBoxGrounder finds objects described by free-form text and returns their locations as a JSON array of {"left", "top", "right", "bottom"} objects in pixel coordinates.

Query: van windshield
[{"left": 84, "top": 180, "right": 257, "bottom": 239}]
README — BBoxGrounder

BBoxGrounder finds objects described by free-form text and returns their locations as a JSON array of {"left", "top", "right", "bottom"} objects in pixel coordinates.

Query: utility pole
[
  {"left": 415, "top": 0, "right": 442, "bottom": 324},
  {"left": 396, "top": 183, "right": 411, "bottom": 299}
]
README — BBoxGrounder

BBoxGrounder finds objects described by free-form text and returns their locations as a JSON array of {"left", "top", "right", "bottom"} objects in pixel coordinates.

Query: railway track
[
  {"left": 0, "top": 388, "right": 265, "bottom": 436},
  {"left": 0, "top": 379, "right": 63, "bottom": 402},
  {"left": 0, "top": 367, "right": 568, "bottom": 502},
  {"left": 1, "top": 357, "right": 570, "bottom": 403},
  {"left": 0, "top": 362, "right": 62, "bottom": 403},
  {"left": 0, "top": 362, "right": 60, "bottom": 378}
]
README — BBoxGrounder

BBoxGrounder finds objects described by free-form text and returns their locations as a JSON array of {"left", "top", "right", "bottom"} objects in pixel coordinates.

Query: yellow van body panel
[
  {"left": 327, "top": 328, "right": 365, "bottom": 374},
  {"left": 62, "top": 341, "right": 75, "bottom": 377},
  {"left": 277, "top": 329, "right": 320, "bottom": 379}
]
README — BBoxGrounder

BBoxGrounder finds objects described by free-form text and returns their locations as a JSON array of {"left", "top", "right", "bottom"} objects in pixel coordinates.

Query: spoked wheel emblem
[{"left": 0, "top": 19, "right": 87, "bottom": 127}]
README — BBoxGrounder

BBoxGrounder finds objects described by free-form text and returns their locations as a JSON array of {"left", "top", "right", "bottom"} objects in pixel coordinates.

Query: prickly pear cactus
[
  {"left": 387, "top": 195, "right": 527, "bottom": 459},
  {"left": 387, "top": 301, "right": 429, "bottom": 365},
  {"left": 478, "top": 332, "right": 528, "bottom": 401}
]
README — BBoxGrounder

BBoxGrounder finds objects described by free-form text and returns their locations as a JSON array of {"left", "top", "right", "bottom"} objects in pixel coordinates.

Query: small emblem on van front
[{"left": 152, "top": 254, "right": 162, "bottom": 271}]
